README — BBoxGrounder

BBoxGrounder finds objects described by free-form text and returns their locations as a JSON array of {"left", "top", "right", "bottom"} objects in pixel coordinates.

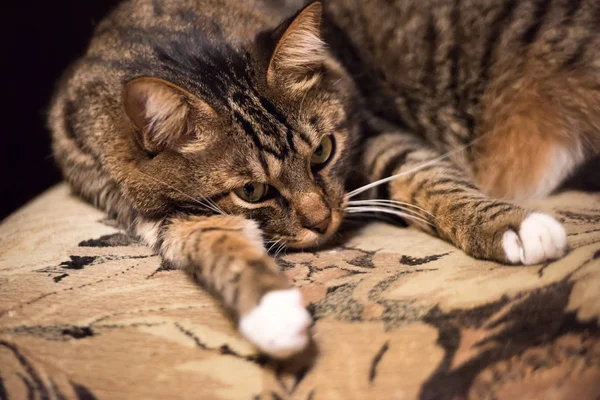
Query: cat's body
[
  {"left": 327, "top": 0, "right": 600, "bottom": 198},
  {"left": 49, "top": 0, "right": 600, "bottom": 357}
]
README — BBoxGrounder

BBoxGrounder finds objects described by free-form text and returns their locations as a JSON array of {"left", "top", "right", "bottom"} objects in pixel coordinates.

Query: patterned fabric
[{"left": 1, "top": 184, "right": 599, "bottom": 400}]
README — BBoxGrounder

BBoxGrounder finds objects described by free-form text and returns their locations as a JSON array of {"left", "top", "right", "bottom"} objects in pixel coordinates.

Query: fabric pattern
[{"left": 1, "top": 184, "right": 599, "bottom": 399}]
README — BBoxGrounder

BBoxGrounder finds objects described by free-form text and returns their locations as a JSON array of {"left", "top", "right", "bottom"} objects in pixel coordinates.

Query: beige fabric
[{"left": 1, "top": 184, "right": 599, "bottom": 400}]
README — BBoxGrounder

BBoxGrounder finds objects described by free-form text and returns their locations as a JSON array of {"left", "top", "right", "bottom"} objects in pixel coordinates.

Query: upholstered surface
[{"left": 1, "top": 184, "right": 599, "bottom": 399}]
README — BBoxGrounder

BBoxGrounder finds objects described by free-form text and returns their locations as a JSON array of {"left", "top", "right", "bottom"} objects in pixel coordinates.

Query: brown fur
[
  {"left": 49, "top": 0, "right": 600, "bottom": 343},
  {"left": 476, "top": 69, "right": 600, "bottom": 199},
  {"left": 162, "top": 215, "right": 288, "bottom": 316}
]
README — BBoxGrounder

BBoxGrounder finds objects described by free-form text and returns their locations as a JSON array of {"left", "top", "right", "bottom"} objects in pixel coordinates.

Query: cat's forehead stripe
[{"left": 227, "top": 82, "right": 313, "bottom": 168}]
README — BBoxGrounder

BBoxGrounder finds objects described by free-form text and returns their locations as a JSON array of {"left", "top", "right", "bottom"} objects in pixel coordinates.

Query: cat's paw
[
  {"left": 239, "top": 288, "right": 312, "bottom": 359},
  {"left": 502, "top": 212, "right": 567, "bottom": 265}
]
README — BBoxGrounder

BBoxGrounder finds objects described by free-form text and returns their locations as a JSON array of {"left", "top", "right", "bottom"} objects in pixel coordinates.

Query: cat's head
[{"left": 123, "top": 2, "right": 358, "bottom": 248}]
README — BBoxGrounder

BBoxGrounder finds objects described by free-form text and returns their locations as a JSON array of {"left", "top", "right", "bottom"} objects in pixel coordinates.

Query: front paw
[
  {"left": 502, "top": 212, "right": 567, "bottom": 265},
  {"left": 239, "top": 288, "right": 312, "bottom": 359}
]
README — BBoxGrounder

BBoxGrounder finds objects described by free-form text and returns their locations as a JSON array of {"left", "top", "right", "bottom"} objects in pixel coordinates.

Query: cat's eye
[
  {"left": 311, "top": 135, "right": 334, "bottom": 166},
  {"left": 234, "top": 183, "right": 270, "bottom": 203}
]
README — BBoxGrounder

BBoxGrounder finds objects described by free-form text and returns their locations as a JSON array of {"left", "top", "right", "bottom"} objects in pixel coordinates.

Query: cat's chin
[{"left": 286, "top": 230, "right": 322, "bottom": 249}]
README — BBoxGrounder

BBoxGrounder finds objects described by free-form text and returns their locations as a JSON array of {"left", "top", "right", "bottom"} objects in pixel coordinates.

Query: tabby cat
[{"left": 49, "top": 0, "right": 600, "bottom": 358}]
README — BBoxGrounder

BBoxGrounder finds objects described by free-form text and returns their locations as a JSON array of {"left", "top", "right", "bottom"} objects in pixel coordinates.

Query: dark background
[{"left": 1, "top": 1, "right": 121, "bottom": 220}]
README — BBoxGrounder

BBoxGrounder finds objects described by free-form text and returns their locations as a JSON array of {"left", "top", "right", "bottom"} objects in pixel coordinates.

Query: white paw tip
[
  {"left": 502, "top": 230, "right": 523, "bottom": 264},
  {"left": 502, "top": 212, "right": 567, "bottom": 265},
  {"left": 239, "top": 289, "right": 312, "bottom": 359}
]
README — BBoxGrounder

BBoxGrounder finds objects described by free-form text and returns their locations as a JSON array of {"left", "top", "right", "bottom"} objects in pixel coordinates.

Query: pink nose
[{"left": 310, "top": 216, "right": 331, "bottom": 234}]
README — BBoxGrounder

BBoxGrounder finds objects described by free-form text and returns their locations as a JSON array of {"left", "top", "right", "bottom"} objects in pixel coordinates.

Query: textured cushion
[{"left": 1, "top": 184, "right": 599, "bottom": 399}]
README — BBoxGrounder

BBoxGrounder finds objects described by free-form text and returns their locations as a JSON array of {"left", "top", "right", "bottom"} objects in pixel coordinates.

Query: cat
[{"left": 48, "top": 0, "right": 600, "bottom": 358}]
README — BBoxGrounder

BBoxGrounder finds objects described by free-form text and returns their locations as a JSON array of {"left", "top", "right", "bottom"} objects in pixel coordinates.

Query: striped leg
[
  {"left": 362, "top": 132, "right": 567, "bottom": 264},
  {"left": 136, "top": 215, "right": 311, "bottom": 358}
]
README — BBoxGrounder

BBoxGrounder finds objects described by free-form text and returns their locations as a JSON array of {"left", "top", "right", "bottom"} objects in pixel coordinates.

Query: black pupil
[
  {"left": 315, "top": 145, "right": 324, "bottom": 156},
  {"left": 244, "top": 184, "right": 255, "bottom": 197}
]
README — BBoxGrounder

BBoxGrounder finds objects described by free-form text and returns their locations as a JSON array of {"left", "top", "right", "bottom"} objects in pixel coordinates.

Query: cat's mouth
[{"left": 285, "top": 210, "right": 343, "bottom": 249}]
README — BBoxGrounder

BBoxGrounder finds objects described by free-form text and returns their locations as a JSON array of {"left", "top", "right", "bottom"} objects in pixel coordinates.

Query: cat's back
[
  {"left": 84, "top": 0, "right": 292, "bottom": 76},
  {"left": 325, "top": 0, "right": 600, "bottom": 133},
  {"left": 91, "top": 0, "right": 290, "bottom": 48}
]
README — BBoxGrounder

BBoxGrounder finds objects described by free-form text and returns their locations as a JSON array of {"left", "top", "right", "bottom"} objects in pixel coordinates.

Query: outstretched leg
[
  {"left": 361, "top": 131, "right": 567, "bottom": 265},
  {"left": 136, "top": 214, "right": 311, "bottom": 358}
]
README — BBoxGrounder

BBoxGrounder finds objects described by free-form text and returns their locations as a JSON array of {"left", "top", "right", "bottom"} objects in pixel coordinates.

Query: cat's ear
[
  {"left": 267, "top": 2, "right": 326, "bottom": 89},
  {"left": 123, "top": 77, "right": 215, "bottom": 153}
]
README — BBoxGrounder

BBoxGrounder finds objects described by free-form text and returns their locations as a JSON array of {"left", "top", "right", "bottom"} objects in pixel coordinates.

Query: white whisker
[
  {"left": 345, "top": 206, "right": 434, "bottom": 227},
  {"left": 344, "top": 138, "right": 482, "bottom": 200},
  {"left": 298, "top": 89, "right": 310, "bottom": 118},
  {"left": 138, "top": 170, "right": 226, "bottom": 215},
  {"left": 204, "top": 196, "right": 227, "bottom": 215},
  {"left": 348, "top": 201, "right": 421, "bottom": 218},
  {"left": 274, "top": 242, "right": 287, "bottom": 258},
  {"left": 267, "top": 239, "right": 282, "bottom": 254},
  {"left": 201, "top": 194, "right": 228, "bottom": 215},
  {"left": 348, "top": 199, "right": 435, "bottom": 219}
]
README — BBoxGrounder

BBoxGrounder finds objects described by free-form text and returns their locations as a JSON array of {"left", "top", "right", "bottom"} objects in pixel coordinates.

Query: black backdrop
[{"left": 1, "top": 1, "right": 121, "bottom": 220}]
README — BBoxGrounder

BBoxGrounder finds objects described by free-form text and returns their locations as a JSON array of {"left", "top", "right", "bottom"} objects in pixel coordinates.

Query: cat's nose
[{"left": 309, "top": 216, "right": 331, "bottom": 234}]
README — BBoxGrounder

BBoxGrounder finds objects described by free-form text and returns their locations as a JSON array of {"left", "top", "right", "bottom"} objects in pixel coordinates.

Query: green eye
[
  {"left": 311, "top": 135, "right": 334, "bottom": 165},
  {"left": 234, "top": 183, "right": 269, "bottom": 203}
]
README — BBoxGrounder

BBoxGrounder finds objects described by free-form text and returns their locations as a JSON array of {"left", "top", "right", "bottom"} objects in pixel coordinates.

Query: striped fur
[{"left": 49, "top": 0, "right": 600, "bottom": 357}]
